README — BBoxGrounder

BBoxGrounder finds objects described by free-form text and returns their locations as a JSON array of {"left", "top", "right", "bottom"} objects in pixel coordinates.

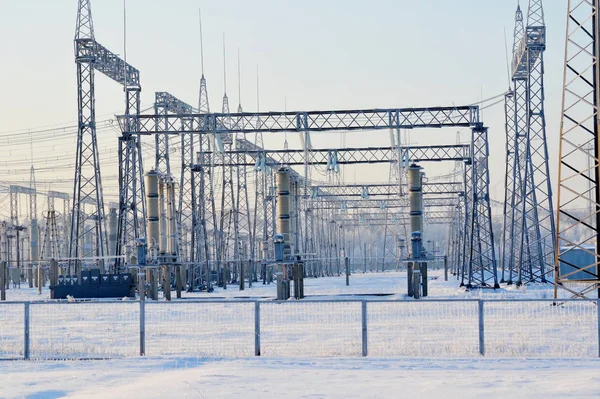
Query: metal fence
[{"left": 0, "top": 299, "right": 598, "bottom": 360}]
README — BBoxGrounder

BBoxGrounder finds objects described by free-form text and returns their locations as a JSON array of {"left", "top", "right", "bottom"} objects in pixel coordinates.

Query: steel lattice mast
[
  {"left": 70, "top": 0, "right": 107, "bottom": 272},
  {"left": 234, "top": 49, "right": 254, "bottom": 285},
  {"left": 555, "top": 0, "right": 600, "bottom": 298},
  {"left": 503, "top": 0, "right": 555, "bottom": 285},
  {"left": 194, "top": 9, "right": 218, "bottom": 289},
  {"left": 501, "top": 5, "right": 524, "bottom": 284},
  {"left": 72, "top": 0, "right": 145, "bottom": 272},
  {"left": 217, "top": 35, "right": 240, "bottom": 286},
  {"left": 466, "top": 125, "right": 499, "bottom": 287},
  {"left": 521, "top": 0, "right": 555, "bottom": 284},
  {"left": 178, "top": 110, "right": 195, "bottom": 265}
]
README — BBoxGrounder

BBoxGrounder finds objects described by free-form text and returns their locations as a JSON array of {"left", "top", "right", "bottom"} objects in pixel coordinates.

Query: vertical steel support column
[
  {"left": 24, "top": 303, "right": 30, "bottom": 360},
  {"left": 254, "top": 301, "right": 261, "bottom": 356},
  {"left": 178, "top": 116, "right": 195, "bottom": 267},
  {"left": 116, "top": 88, "right": 144, "bottom": 271},
  {"left": 139, "top": 299, "right": 146, "bottom": 356},
  {"left": 71, "top": 1, "right": 108, "bottom": 273},
  {"left": 361, "top": 300, "right": 368, "bottom": 357},
  {"left": 467, "top": 125, "right": 499, "bottom": 288},
  {"left": 555, "top": 0, "right": 600, "bottom": 299},
  {"left": 478, "top": 300, "right": 485, "bottom": 356},
  {"left": 597, "top": 299, "right": 600, "bottom": 357},
  {"left": 501, "top": 91, "right": 517, "bottom": 283}
]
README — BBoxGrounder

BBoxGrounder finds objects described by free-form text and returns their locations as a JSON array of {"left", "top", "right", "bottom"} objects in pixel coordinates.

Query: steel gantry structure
[
  {"left": 119, "top": 104, "right": 499, "bottom": 288},
  {"left": 555, "top": 0, "right": 600, "bottom": 299},
  {"left": 203, "top": 145, "right": 472, "bottom": 167},
  {"left": 501, "top": 0, "right": 555, "bottom": 286},
  {"left": 73, "top": 0, "right": 146, "bottom": 274}
]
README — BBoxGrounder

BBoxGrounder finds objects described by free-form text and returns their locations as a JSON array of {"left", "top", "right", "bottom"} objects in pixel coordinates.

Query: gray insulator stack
[
  {"left": 30, "top": 219, "right": 39, "bottom": 265},
  {"left": 276, "top": 168, "right": 291, "bottom": 260},
  {"left": 145, "top": 170, "right": 160, "bottom": 258},
  {"left": 166, "top": 179, "right": 177, "bottom": 256},
  {"left": 408, "top": 164, "right": 424, "bottom": 237},
  {"left": 108, "top": 205, "right": 118, "bottom": 258},
  {"left": 159, "top": 179, "right": 167, "bottom": 256}
]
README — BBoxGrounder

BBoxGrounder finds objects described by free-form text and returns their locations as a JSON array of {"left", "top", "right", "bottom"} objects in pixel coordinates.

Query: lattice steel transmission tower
[
  {"left": 71, "top": 0, "right": 146, "bottom": 273},
  {"left": 71, "top": 0, "right": 107, "bottom": 272},
  {"left": 466, "top": 125, "right": 499, "bottom": 288},
  {"left": 190, "top": 9, "right": 218, "bottom": 290},
  {"left": 217, "top": 35, "right": 240, "bottom": 285},
  {"left": 154, "top": 92, "right": 192, "bottom": 263},
  {"left": 555, "top": 0, "right": 600, "bottom": 298},
  {"left": 235, "top": 50, "right": 254, "bottom": 281},
  {"left": 501, "top": 5, "right": 523, "bottom": 284},
  {"left": 502, "top": 0, "right": 555, "bottom": 285},
  {"left": 178, "top": 112, "right": 195, "bottom": 265}
]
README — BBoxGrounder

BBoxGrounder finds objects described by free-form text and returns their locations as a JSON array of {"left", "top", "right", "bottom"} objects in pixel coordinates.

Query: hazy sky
[{"left": 0, "top": 0, "right": 568, "bottom": 217}]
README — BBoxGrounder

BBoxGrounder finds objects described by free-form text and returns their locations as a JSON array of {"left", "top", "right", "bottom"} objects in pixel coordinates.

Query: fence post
[
  {"left": 345, "top": 257, "right": 350, "bottom": 286},
  {"left": 24, "top": 303, "right": 30, "bottom": 360},
  {"left": 0, "top": 261, "right": 6, "bottom": 301},
  {"left": 139, "top": 300, "right": 146, "bottom": 356},
  {"left": 255, "top": 301, "right": 261, "bottom": 356},
  {"left": 597, "top": 299, "right": 600, "bottom": 358},
  {"left": 478, "top": 300, "right": 485, "bottom": 356},
  {"left": 361, "top": 301, "right": 368, "bottom": 357}
]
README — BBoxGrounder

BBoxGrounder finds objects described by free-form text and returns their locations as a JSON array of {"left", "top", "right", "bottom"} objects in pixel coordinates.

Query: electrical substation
[{"left": 1, "top": 0, "right": 600, "bottom": 303}]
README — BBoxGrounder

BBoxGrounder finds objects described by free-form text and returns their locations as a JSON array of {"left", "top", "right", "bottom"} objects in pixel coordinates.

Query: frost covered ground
[
  {"left": 1, "top": 269, "right": 566, "bottom": 302},
  {"left": 1, "top": 271, "right": 598, "bottom": 398},
  {"left": 2, "top": 357, "right": 600, "bottom": 399}
]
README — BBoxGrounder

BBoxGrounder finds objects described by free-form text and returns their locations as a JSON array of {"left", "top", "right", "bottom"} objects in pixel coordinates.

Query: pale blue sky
[{"left": 0, "top": 0, "right": 568, "bottom": 211}]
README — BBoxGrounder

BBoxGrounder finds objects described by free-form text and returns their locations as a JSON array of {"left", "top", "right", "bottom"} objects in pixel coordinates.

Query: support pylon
[
  {"left": 555, "top": 0, "right": 600, "bottom": 298},
  {"left": 70, "top": 0, "right": 108, "bottom": 273}
]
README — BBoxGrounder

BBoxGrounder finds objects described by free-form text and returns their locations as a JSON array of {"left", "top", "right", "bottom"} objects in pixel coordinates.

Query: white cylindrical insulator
[
  {"left": 407, "top": 164, "right": 423, "bottom": 235},
  {"left": 30, "top": 219, "right": 39, "bottom": 263},
  {"left": 276, "top": 168, "right": 291, "bottom": 258},
  {"left": 159, "top": 178, "right": 167, "bottom": 255},
  {"left": 166, "top": 179, "right": 177, "bottom": 256},
  {"left": 108, "top": 205, "right": 118, "bottom": 257},
  {"left": 145, "top": 170, "right": 160, "bottom": 256}
]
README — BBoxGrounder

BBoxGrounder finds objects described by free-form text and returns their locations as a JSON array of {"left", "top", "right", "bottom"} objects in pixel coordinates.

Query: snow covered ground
[
  {"left": 1, "top": 271, "right": 598, "bottom": 398},
  {"left": 2, "top": 357, "right": 600, "bottom": 399},
  {"left": 0, "top": 269, "right": 569, "bottom": 302}
]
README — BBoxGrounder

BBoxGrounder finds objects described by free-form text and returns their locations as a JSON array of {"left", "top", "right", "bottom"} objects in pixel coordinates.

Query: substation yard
[{"left": 2, "top": 0, "right": 600, "bottom": 398}]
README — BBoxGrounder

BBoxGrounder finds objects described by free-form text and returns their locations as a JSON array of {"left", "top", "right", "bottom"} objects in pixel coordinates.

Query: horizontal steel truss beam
[
  {"left": 9, "top": 185, "right": 35, "bottom": 195},
  {"left": 155, "top": 92, "right": 193, "bottom": 114},
  {"left": 76, "top": 38, "right": 140, "bottom": 88},
  {"left": 118, "top": 106, "right": 480, "bottom": 135},
  {"left": 512, "top": 26, "right": 545, "bottom": 79},
  {"left": 308, "top": 197, "right": 459, "bottom": 210},
  {"left": 334, "top": 210, "right": 454, "bottom": 221},
  {"left": 47, "top": 191, "right": 70, "bottom": 201},
  {"left": 0, "top": 187, "right": 73, "bottom": 202},
  {"left": 196, "top": 144, "right": 471, "bottom": 167},
  {"left": 310, "top": 182, "right": 463, "bottom": 197},
  {"left": 338, "top": 217, "right": 453, "bottom": 227}
]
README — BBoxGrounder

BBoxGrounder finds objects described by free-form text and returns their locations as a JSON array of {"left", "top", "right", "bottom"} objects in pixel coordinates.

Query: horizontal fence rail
[{"left": 0, "top": 299, "right": 598, "bottom": 360}]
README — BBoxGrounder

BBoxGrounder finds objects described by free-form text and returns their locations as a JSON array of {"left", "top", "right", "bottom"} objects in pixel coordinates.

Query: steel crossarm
[
  {"left": 307, "top": 197, "right": 459, "bottom": 210},
  {"left": 155, "top": 92, "right": 193, "bottom": 114},
  {"left": 310, "top": 182, "right": 464, "bottom": 197},
  {"left": 91, "top": 40, "right": 140, "bottom": 88},
  {"left": 195, "top": 144, "right": 471, "bottom": 167},
  {"left": 118, "top": 106, "right": 480, "bottom": 135}
]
